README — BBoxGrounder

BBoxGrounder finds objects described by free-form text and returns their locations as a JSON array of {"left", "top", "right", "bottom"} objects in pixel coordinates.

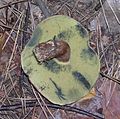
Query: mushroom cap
[{"left": 21, "top": 15, "right": 100, "bottom": 105}]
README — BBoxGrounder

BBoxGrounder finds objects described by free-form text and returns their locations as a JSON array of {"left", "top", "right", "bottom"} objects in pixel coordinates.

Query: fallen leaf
[
  {"left": 99, "top": 79, "right": 120, "bottom": 119},
  {"left": 80, "top": 88, "right": 96, "bottom": 101},
  {"left": 0, "top": 88, "right": 5, "bottom": 98},
  {"left": 0, "top": 32, "right": 5, "bottom": 54}
]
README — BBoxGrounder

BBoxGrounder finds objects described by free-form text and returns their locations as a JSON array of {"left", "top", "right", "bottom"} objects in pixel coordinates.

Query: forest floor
[{"left": 0, "top": 0, "right": 120, "bottom": 119}]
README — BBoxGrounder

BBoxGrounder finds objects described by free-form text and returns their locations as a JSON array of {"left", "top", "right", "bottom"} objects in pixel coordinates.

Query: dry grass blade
[
  {"left": 97, "top": 18, "right": 109, "bottom": 70},
  {"left": 0, "top": 80, "right": 18, "bottom": 105},
  {"left": 106, "top": 71, "right": 118, "bottom": 106},
  {"left": 31, "top": 85, "right": 49, "bottom": 119},
  {"left": 106, "top": 0, "right": 120, "bottom": 25},
  {"left": 99, "top": 0, "right": 110, "bottom": 32},
  {"left": 99, "top": 38, "right": 119, "bottom": 57},
  {"left": 54, "top": 0, "right": 71, "bottom": 14},
  {"left": 4, "top": 11, "right": 24, "bottom": 80},
  {"left": 105, "top": 54, "right": 116, "bottom": 106},
  {"left": 8, "top": 73, "right": 20, "bottom": 98},
  {"left": 37, "top": 93, "right": 55, "bottom": 119},
  {"left": 0, "top": 99, "right": 104, "bottom": 119},
  {"left": 0, "top": 0, "right": 29, "bottom": 10},
  {"left": 0, "top": 22, "right": 31, "bottom": 35},
  {"left": 100, "top": 72, "right": 120, "bottom": 85},
  {"left": 2, "top": 12, "right": 24, "bottom": 50},
  {"left": 34, "top": 0, "right": 51, "bottom": 17}
]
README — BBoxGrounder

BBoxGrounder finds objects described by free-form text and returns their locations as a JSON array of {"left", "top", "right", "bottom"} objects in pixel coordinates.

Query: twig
[
  {"left": 34, "top": 0, "right": 51, "bottom": 18},
  {"left": 54, "top": 0, "right": 71, "bottom": 15},
  {"left": 106, "top": 0, "right": 120, "bottom": 25},
  {"left": 4, "top": 11, "right": 24, "bottom": 80},
  {"left": 100, "top": 72, "right": 120, "bottom": 85},
  {"left": 99, "top": 20, "right": 109, "bottom": 70},
  {"left": 0, "top": 23, "right": 32, "bottom": 35},
  {"left": 80, "top": 10, "right": 99, "bottom": 23},
  {"left": 37, "top": 91, "right": 55, "bottom": 119},
  {"left": 19, "top": 1, "right": 31, "bottom": 98},
  {"left": 2, "top": 13, "right": 23, "bottom": 50},
  {"left": 0, "top": 100, "right": 104, "bottom": 119},
  {"left": 31, "top": 86, "right": 49, "bottom": 119},
  {"left": 0, "top": 0, "right": 29, "bottom": 10},
  {"left": 22, "top": 2, "right": 31, "bottom": 48},
  {"left": 75, "top": 0, "right": 106, "bottom": 23},
  {"left": 99, "top": 38, "right": 119, "bottom": 57},
  {"left": 71, "top": 0, "right": 80, "bottom": 14},
  {"left": 94, "top": 0, "right": 106, "bottom": 11},
  {"left": 99, "top": 0, "right": 110, "bottom": 32}
]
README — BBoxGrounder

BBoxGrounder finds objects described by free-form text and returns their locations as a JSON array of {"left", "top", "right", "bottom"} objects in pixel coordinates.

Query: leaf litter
[{"left": 0, "top": 0, "right": 120, "bottom": 119}]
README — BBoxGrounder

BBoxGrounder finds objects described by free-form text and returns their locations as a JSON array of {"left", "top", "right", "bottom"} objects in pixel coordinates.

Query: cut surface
[
  {"left": 32, "top": 39, "right": 71, "bottom": 63},
  {"left": 21, "top": 15, "right": 100, "bottom": 105}
]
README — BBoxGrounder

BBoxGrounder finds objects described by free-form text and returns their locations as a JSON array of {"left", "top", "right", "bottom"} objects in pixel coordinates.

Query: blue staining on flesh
[
  {"left": 72, "top": 71, "right": 91, "bottom": 90},
  {"left": 43, "top": 60, "right": 61, "bottom": 73},
  {"left": 28, "top": 27, "right": 42, "bottom": 47},
  {"left": 76, "top": 24, "right": 87, "bottom": 38},
  {"left": 50, "top": 78, "right": 66, "bottom": 100}
]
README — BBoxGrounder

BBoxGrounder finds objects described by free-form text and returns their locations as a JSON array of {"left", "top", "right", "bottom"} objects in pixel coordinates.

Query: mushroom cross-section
[{"left": 21, "top": 15, "right": 100, "bottom": 105}]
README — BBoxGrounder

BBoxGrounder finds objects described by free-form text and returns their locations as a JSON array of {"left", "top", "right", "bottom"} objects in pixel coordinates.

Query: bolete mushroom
[{"left": 21, "top": 15, "right": 100, "bottom": 105}]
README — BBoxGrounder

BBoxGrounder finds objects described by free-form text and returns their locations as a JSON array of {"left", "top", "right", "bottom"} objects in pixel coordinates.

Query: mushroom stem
[{"left": 33, "top": 39, "right": 70, "bottom": 63}]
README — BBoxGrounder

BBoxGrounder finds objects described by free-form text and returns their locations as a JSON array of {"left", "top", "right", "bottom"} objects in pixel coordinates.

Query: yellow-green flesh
[{"left": 21, "top": 15, "right": 100, "bottom": 105}]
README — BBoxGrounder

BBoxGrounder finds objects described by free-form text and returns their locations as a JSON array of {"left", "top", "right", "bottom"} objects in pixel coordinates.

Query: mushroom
[{"left": 21, "top": 15, "right": 100, "bottom": 105}]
